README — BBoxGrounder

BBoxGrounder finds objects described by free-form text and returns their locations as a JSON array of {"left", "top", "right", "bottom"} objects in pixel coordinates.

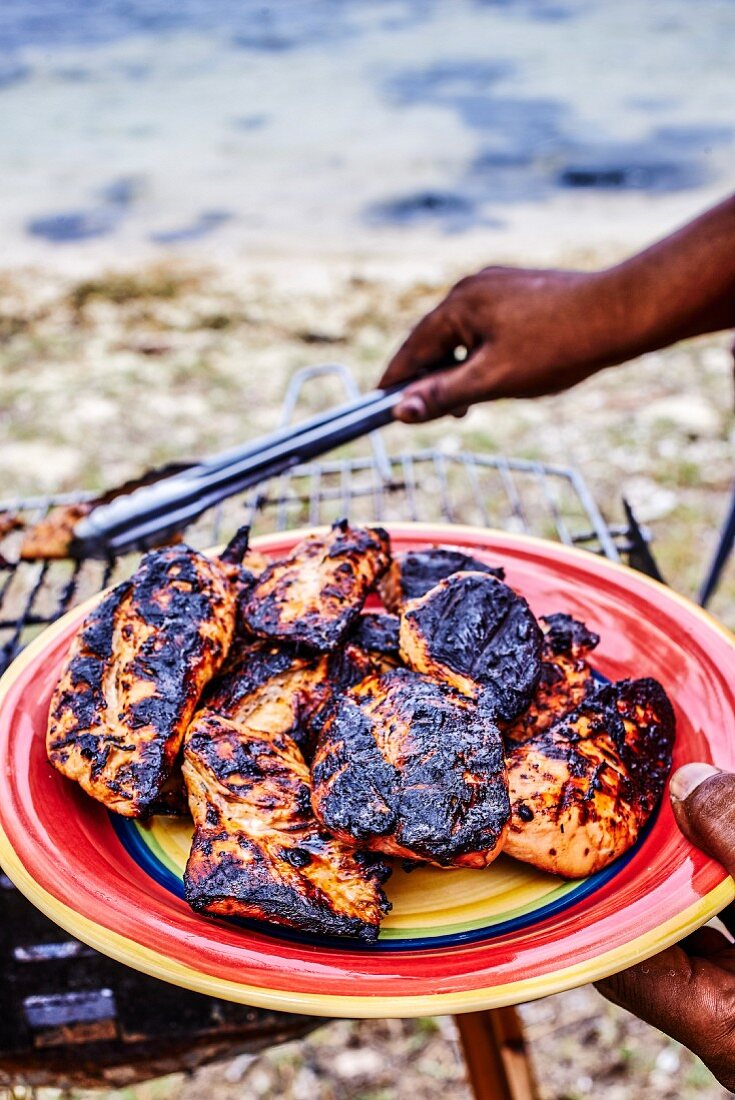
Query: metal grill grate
[
  {"left": 0, "top": 368, "right": 658, "bottom": 1087},
  {"left": 0, "top": 450, "right": 652, "bottom": 677}
]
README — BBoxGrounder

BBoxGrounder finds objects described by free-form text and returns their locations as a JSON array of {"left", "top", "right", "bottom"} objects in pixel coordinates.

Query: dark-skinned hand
[
  {"left": 380, "top": 196, "right": 735, "bottom": 423},
  {"left": 597, "top": 764, "right": 735, "bottom": 1092},
  {"left": 379, "top": 266, "right": 641, "bottom": 422}
]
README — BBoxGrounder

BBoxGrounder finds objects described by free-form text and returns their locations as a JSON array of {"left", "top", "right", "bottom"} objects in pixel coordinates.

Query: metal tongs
[{"left": 71, "top": 382, "right": 407, "bottom": 558}]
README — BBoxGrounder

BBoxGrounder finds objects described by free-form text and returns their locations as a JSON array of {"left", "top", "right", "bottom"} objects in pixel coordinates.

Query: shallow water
[{"left": 0, "top": 0, "right": 734, "bottom": 265}]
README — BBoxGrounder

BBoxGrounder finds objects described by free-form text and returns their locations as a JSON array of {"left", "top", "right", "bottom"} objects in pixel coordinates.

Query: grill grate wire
[{"left": 0, "top": 448, "right": 636, "bottom": 677}]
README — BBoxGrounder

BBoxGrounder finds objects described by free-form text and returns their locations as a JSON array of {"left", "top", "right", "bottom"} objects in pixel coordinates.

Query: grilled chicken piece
[
  {"left": 202, "top": 637, "right": 331, "bottom": 757},
  {"left": 348, "top": 611, "right": 401, "bottom": 660},
  {"left": 311, "top": 668, "right": 510, "bottom": 868},
  {"left": 238, "top": 549, "right": 271, "bottom": 577},
  {"left": 47, "top": 542, "right": 241, "bottom": 816},
  {"left": 183, "top": 711, "right": 391, "bottom": 941},
  {"left": 300, "top": 613, "right": 403, "bottom": 754},
  {"left": 240, "top": 519, "right": 391, "bottom": 651},
  {"left": 20, "top": 502, "right": 96, "bottom": 561},
  {"left": 147, "top": 758, "right": 190, "bottom": 816},
  {"left": 505, "top": 678, "right": 675, "bottom": 878},
  {"left": 504, "top": 613, "right": 600, "bottom": 745},
  {"left": 399, "top": 571, "right": 543, "bottom": 722},
  {"left": 380, "top": 546, "right": 505, "bottom": 613},
  {"left": 21, "top": 463, "right": 192, "bottom": 561},
  {"left": 326, "top": 612, "right": 402, "bottom": 691}
]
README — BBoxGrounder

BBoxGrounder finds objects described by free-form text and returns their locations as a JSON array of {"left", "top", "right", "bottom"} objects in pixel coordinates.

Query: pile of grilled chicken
[{"left": 47, "top": 521, "right": 675, "bottom": 942}]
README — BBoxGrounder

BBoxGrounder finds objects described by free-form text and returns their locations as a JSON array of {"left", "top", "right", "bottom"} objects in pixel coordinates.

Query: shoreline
[{"left": 0, "top": 182, "right": 730, "bottom": 281}]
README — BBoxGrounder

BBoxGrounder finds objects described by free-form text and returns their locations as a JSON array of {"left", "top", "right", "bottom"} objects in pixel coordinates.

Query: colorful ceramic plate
[{"left": 0, "top": 524, "right": 733, "bottom": 1018}]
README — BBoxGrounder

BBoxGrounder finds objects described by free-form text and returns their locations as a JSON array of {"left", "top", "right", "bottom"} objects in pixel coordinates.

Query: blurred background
[{"left": 2, "top": 2, "right": 735, "bottom": 1098}]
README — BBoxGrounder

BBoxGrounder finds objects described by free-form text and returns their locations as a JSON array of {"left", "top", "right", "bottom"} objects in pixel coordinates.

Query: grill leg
[{"left": 454, "top": 1007, "right": 538, "bottom": 1100}]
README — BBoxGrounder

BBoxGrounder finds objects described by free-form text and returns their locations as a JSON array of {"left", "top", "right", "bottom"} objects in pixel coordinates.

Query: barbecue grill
[{"left": 0, "top": 366, "right": 661, "bottom": 1093}]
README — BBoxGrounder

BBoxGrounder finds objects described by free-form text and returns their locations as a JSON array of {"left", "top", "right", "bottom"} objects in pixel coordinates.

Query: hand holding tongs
[{"left": 72, "top": 382, "right": 407, "bottom": 558}]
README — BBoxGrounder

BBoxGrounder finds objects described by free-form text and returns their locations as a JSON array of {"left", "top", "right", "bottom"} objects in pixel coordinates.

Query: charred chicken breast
[
  {"left": 324, "top": 613, "right": 402, "bottom": 695},
  {"left": 47, "top": 542, "right": 240, "bottom": 816},
  {"left": 240, "top": 519, "right": 390, "bottom": 651},
  {"left": 379, "top": 546, "right": 505, "bottom": 613},
  {"left": 399, "top": 571, "right": 543, "bottom": 722},
  {"left": 504, "top": 612, "right": 600, "bottom": 745},
  {"left": 311, "top": 668, "right": 510, "bottom": 868},
  {"left": 505, "top": 678, "right": 675, "bottom": 877},
  {"left": 183, "top": 711, "right": 391, "bottom": 942}
]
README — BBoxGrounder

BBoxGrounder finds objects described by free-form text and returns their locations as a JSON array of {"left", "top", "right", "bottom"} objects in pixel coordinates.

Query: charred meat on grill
[
  {"left": 47, "top": 542, "right": 242, "bottom": 817},
  {"left": 379, "top": 546, "right": 505, "bottom": 613},
  {"left": 504, "top": 613, "right": 600, "bottom": 745},
  {"left": 183, "top": 710, "right": 391, "bottom": 942},
  {"left": 311, "top": 668, "right": 510, "bottom": 868},
  {"left": 505, "top": 678, "right": 675, "bottom": 878},
  {"left": 399, "top": 571, "right": 543, "bottom": 722},
  {"left": 21, "top": 463, "right": 193, "bottom": 561},
  {"left": 240, "top": 520, "right": 391, "bottom": 651},
  {"left": 20, "top": 502, "right": 96, "bottom": 561}
]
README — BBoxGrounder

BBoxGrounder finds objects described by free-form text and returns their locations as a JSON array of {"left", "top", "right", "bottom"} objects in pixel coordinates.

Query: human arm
[
  {"left": 380, "top": 193, "right": 735, "bottom": 421},
  {"left": 596, "top": 764, "right": 735, "bottom": 1092}
]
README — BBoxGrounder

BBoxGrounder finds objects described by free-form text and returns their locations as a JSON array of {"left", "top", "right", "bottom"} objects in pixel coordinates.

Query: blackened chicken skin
[
  {"left": 504, "top": 612, "right": 600, "bottom": 745},
  {"left": 311, "top": 668, "right": 510, "bottom": 868},
  {"left": 183, "top": 713, "right": 391, "bottom": 942},
  {"left": 325, "top": 613, "right": 402, "bottom": 695},
  {"left": 47, "top": 543, "right": 239, "bottom": 817},
  {"left": 240, "top": 520, "right": 391, "bottom": 651},
  {"left": 505, "top": 678, "right": 675, "bottom": 878},
  {"left": 347, "top": 612, "right": 401, "bottom": 660},
  {"left": 399, "top": 571, "right": 543, "bottom": 722},
  {"left": 379, "top": 546, "right": 505, "bottom": 613}
]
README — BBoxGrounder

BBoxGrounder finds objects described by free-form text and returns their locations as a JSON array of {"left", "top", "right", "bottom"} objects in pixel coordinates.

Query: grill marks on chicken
[
  {"left": 202, "top": 639, "right": 329, "bottom": 758},
  {"left": 505, "top": 678, "right": 675, "bottom": 878},
  {"left": 182, "top": 711, "right": 392, "bottom": 942},
  {"left": 311, "top": 669, "right": 510, "bottom": 868},
  {"left": 399, "top": 571, "right": 543, "bottom": 722},
  {"left": 504, "top": 613, "right": 600, "bottom": 745},
  {"left": 47, "top": 544, "right": 238, "bottom": 816},
  {"left": 240, "top": 520, "right": 391, "bottom": 651},
  {"left": 379, "top": 546, "right": 505, "bottom": 613}
]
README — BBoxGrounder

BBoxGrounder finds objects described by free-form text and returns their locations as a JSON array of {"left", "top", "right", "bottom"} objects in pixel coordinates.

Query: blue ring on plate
[{"left": 110, "top": 800, "right": 659, "bottom": 953}]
